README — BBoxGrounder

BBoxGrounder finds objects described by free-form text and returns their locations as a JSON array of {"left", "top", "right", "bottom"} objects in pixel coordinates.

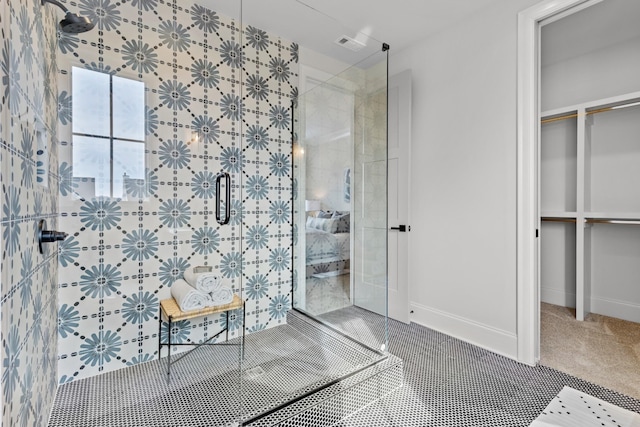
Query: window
[{"left": 72, "top": 67, "right": 146, "bottom": 199}]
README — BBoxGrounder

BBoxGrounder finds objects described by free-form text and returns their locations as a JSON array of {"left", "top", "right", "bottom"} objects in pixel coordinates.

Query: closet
[
  {"left": 540, "top": 92, "right": 640, "bottom": 322},
  {"left": 539, "top": 0, "right": 640, "bottom": 324}
]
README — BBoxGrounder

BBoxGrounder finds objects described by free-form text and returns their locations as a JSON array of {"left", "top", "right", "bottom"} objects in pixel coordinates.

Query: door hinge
[{"left": 536, "top": 229, "right": 539, "bottom": 238}]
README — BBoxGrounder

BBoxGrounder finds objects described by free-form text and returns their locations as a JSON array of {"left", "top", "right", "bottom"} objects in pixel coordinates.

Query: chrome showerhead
[{"left": 41, "top": 0, "right": 95, "bottom": 34}]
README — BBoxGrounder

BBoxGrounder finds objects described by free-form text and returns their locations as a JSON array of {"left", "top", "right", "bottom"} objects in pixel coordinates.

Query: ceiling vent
[{"left": 334, "top": 35, "right": 366, "bottom": 52}]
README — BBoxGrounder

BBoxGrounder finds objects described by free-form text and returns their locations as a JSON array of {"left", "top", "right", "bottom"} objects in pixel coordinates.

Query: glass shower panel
[
  {"left": 353, "top": 59, "right": 389, "bottom": 324},
  {"left": 292, "top": 51, "right": 389, "bottom": 353},
  {"left": 191, "top": 2, "right": 245, "bottom": 424},
  {"left": 294, "top": 79, "right": 355, "bottom": 314},
  {"left": 239, "top": 0, "right": 389, "bottom": 422}
]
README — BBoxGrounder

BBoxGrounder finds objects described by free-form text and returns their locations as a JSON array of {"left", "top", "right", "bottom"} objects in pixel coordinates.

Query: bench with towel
[
  {"left": 171, "top": 270, "right": 234, "bottom": 311},
  {"left": 160, "top": 267, "right": 245, "bottom": 380}
]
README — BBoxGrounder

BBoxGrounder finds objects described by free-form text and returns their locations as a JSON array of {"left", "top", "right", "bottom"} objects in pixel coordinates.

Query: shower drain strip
[
  {"left": 243, "top": 354, "right": 396, "bottom": 426},
  {"left": 245, "top": 366, "right": 266, "bottom": 380}
]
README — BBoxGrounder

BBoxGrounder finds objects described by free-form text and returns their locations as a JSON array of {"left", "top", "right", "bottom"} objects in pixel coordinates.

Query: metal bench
[{"left": 158, "top": 295, "right": 245, "bottom": 380}]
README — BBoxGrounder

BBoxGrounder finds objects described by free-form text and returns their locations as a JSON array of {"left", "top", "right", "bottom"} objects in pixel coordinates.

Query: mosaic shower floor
[
  {"left": 49, "top": 306, "right": 640, "bottom": 426},
  {"left": 48, "top": 310, "right": 385, "bottom": 427}
]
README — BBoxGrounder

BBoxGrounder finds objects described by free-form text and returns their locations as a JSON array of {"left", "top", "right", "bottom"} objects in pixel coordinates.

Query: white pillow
[{"left": 307, "top": 217, "right": 338, "bottom": 233}]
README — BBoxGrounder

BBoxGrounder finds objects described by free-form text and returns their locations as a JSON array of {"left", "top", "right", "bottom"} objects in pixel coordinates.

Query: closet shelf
[
  {"left": 541, "top": 212, "right": 577, "bottom": 218},
  {"left": 586, "top": 218, "right": 640, "bottom": 226},
  {"left": 540, "top": 90, "right": 640, "bottom": 322},
  {"left": 585, "top": 212, "right": 640, "bottom": 221},
  {"left": 541, "top": 90, "right": 640, "bottom": 123}
]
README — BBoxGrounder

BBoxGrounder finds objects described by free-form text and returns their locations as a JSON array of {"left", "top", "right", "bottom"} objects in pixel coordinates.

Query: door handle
[
  {"left": 390, "top": 225, "right": 407, "bottom": 232},
  {"left": 215, "top": 172, "right": 231, "bottom": 225}
]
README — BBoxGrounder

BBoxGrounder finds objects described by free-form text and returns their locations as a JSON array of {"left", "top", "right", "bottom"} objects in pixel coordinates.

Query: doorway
[{"left": 518, "top": 0, "right": 640, "bottom": 399}]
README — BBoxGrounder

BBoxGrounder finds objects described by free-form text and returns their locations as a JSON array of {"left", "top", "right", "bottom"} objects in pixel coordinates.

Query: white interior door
[{"left": 388, "top": 70, "right": 412, "bottom": 323}]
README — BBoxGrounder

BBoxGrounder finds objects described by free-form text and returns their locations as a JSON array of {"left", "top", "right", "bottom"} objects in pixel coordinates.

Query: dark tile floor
[
  {"left": 328, "top": 306, "right": 640, "bottom": 426},
  {"left": 48, "top": 306, "right": 640, "bottom": 426}
]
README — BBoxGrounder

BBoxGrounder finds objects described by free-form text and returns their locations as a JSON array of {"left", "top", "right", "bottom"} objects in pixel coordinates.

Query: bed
[{"left": 305, "top": 211, "right": 350, "bottom": 278}]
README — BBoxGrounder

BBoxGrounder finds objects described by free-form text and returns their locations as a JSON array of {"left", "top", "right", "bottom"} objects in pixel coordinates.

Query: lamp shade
[{"left": 305, "top": 199, "right": 321, "bottom": 211}]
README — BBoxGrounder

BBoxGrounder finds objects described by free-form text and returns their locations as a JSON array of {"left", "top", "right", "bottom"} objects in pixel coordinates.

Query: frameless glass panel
[
  {"left": 353, "top": 60, "right": 389, "bottom": 323},
  {"left": 241, "top": 0, "right": 388, "bottom": 422},
  {"left": 293, "top": 55, "right": 388, "bottom": 353},
  {"left": 187, "top": 2, "right": 244, "bottom": 426},
  {"left": 295, "top": 78, "right": 354, "bottom": 315},
  {"left": 112, "top": 75, "right": 145, "bottom": 141},
  {"left": 72, "top": 67, "right": 110, "bottom": 136}
]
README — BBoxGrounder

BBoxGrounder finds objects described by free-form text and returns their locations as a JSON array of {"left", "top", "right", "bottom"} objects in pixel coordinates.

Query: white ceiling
[
  {"left": 293, "top": 0, "right": 506, "bottom": 52},
  {"left": 211, "top": 0, "right": 640, "bottom": 68},
  {"left": 210, "top": 0, "right": 505, "bottom": 66}
]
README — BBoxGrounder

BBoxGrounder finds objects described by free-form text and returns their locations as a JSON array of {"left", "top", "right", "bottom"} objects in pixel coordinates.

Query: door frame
[{"left": 516, "top": 0, "right": 602, "bottom": 365}]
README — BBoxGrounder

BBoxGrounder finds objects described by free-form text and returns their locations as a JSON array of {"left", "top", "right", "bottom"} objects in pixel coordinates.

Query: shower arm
[{"left": 41, "top": 0, "right": 71, "bottom": 14}]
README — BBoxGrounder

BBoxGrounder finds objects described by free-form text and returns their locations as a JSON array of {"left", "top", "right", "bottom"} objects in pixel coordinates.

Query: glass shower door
[{"left": 292, "top": 55, "right": 389, "bottom": 352}]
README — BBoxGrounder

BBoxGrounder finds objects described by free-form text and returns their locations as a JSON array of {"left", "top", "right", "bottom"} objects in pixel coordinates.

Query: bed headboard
[{"left": 306, "top": 210, "right": 350, "bottom": 233}]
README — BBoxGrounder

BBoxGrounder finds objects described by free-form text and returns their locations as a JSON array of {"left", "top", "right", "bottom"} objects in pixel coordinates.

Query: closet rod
[
  {"left": 540, "top": 105, "right": 634, "bottom": 124},
  {"left": 541, "top": 113, "right": 579, "bottom": 124},
  {"left": 586, "top": 218, "right": 640, "bottom": 225},
  {"left": 541, "top": 217, "right": 577, "bottom": 223}
]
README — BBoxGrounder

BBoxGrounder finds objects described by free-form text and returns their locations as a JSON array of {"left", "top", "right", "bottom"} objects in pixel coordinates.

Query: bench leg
[
  {"left": 157, "top": 310, "right": 162, "bottom": 359},
  {"left": 167, "top": 317, "right": 172, "bottom": 382}
]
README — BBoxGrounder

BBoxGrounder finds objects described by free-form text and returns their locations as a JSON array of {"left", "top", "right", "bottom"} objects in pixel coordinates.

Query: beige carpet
[{"left": 541, "top": 303, "right": 640, "bottom": 400}]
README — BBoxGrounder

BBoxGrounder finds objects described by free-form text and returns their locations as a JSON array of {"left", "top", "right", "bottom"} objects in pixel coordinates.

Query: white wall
[
  {"left": 299, "top": 47, "right": 353, "bottom": 88},
  {"left": 389, "top": 0, "right": 539, "bottom": 359},
  {"left": 542, "top": 36, "right": 640, "bottom": 111}
]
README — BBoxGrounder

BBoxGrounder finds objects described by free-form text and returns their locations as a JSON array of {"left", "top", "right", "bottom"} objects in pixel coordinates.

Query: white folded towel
[
  {"left": 183, "top": 269, "right": 223, "bottom": 293},
  {"left": 171, "top": 279, "right": 211, "bottom": 311},
  {"left": 210, "top": 287, "right": 234, "bottom": 306}
]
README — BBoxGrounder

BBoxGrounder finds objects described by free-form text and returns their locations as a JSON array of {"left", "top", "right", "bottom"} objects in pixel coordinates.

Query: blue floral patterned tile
[
  {"left": 78, "top": 327, "right": 124, "bottom": 375},
  {"left": 57, "top": 313, "right": 91, "bottom": 360},
  {"left": 56, "top": 354, "right": 82, "bottom": 385},
  {"left": 46, "top": 0, "right": 299, "bottom": 385},
  {"left": 5, "top": 358, "right": 25, "bottom": 427},
  {"left": 253, "top": 301, "right": 275, "bottom": 330},
  {"left": 116, "top": 24, "right": 141, "bottom": 59},
  {"left": 1, "top": 2, "right": 64, "bottom": 424}
]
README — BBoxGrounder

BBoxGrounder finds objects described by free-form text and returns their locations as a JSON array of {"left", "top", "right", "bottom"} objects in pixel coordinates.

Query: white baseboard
[
  {"left": 540, "top": 290, "right": 640, "bottom": 323},
  {"left": 409, "top": 302, "right": 518, "bottom": 360},
  {"left": 541, "top": 287, "right": 576, "bottom": 308},
  {"left": 591, "top": 296, "right": 640, "bottom": 323}
]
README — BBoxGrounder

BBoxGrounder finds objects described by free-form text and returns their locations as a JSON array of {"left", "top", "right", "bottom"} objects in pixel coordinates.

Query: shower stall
[{"left": 1, "top": 0, "right": 394, "bottom": 425}]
